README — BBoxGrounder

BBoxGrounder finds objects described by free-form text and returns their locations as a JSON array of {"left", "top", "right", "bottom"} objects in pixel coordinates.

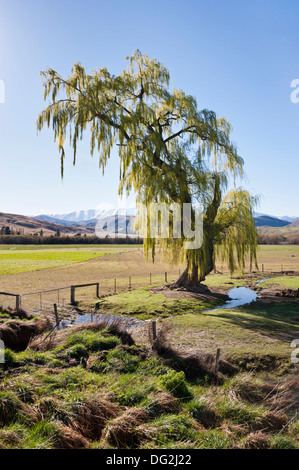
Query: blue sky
[{"left": 0, "top": 0, "right": 299, "bottom": 217}]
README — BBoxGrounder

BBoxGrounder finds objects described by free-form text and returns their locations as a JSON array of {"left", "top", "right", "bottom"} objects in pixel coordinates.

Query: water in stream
[
  {"left": 60, "top": 313, "right": 145, "bottom": 330},
  {"left": 217, "top": 286, "right": 258, "bottom": 309},
  {"left": 60, "top": 279, "right": 272, "bottom": 328}
]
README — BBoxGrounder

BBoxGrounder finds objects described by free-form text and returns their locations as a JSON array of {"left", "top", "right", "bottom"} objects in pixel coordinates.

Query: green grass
[
  {"left": 168, "top": 300, "right": 299, "bottom": 360},
  {"left": 95, "top": 287, "right": 219, "bottom": 319},
  {"left": 92, "top": 284, "right": 299, "bottom": 359},
  {"left": 204, "top": 274, "right": 247, "bottom": 288},
  {"left": 258, "top": 276, "right": 299, "bottom": 290},
  {"left": 0, "top": 249, "right": 123, "bottom": 276},
  {"left": 0, "top": 244, "right": 141, "bottom": 251},
  {"left": 0, "top": 323, "right": 297, "bottom": 449}
]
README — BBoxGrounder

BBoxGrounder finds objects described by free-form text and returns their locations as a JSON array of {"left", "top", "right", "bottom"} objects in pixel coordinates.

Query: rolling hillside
[{"left": 0, "top": 212, "right": 93, "bottom": 236}]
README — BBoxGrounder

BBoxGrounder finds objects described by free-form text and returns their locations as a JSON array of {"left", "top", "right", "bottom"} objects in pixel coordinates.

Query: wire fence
[
  {"left": 0, "top": 270, "right": 182, "bottom": 315},
  {"left": 1, "top": 264, "right": 298, "bottom": 316}
]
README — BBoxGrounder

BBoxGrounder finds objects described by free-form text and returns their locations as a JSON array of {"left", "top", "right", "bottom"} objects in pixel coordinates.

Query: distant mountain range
[
  {"left": 38, "top": 208, "right": 137, "bottom": 225},
  {"left": 34, "top": 209, "right": 299, "bottom": 229},
  {"left": 0, "top": 208, "right": 298, "bottom": 237}
]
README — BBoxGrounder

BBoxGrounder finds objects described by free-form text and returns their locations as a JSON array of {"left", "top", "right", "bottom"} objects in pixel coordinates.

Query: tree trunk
[
  {"left": 171, "top": 238, "right": 215, "bottom": 288},
  {"left": 171, "top": 260, "right": 214, "bottom": 288}
]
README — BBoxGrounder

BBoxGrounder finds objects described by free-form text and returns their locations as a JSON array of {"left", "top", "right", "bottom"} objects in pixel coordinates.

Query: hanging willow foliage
[{"left": 37, "top": 50, "right": 259, "bottom": 284}]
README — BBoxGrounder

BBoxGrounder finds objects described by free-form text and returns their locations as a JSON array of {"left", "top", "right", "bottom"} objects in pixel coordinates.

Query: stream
[
  {"left": 60, "top": 313, "right": 145, "bottom": 330},
  {"left": 59, "top": 278, "right": 272, "bottom": 329},
  {"left": 206, "top": 278, "right": 271, "bottom": 312}
]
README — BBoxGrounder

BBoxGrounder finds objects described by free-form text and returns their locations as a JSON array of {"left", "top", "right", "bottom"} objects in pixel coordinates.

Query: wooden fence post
[
  {"left": 151, "top": 320, "right": 157, "bottom": 341},
  {"left": 16, "top": 295, "right": 21, "bottom": 312},
  {"left": 215, "top": 348, "right": 221, "bottom": 375},
  {"left": 96, "top": 283, "right": 100, "bottom": 298},
  {"left": 54, "top": 304, "right": 59, "bottom": 330},
  {"left": 165, "top": 272, "right": 168, "bottom": 283},
  {"left": 150, "top": 273, "right": 152, "bottom": 285},
  {"left": 71, "top": 286, "right": 75, "bottom": 305}
]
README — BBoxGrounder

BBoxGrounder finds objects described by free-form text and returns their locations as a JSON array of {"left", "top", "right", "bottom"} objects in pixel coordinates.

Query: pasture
[
  {"left": 0, "top": 244, "right": 298, "bottom": 310},
  {"left": 0, "top": 243, "right": 298, "bottom": 450}
]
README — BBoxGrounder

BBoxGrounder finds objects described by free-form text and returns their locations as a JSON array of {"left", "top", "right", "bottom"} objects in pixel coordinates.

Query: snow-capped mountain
[{"left": 34, "top": 208, "right": 137, "bottom": 226}]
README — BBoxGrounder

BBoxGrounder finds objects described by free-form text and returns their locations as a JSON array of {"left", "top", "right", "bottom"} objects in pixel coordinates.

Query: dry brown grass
[
  {"left": 56, "top": 424, "right": 89, "bottom": 449},
  {"left": 0, "top": 395, "right": 38, "bottom": 427},
  {"left": 0, "top": 429, "right": 21, "bottom": 448},
  {"left": 70, "top": 396, "right": 120, "bottom": 440},
  {"left": 148, "top": 392, "right": 180, "bottom": 415},
  {"left": 244, "top": 431, "right": 270, "bottom": 449},
  {"left": 257, "top": 410, "right": 288, "bottom": 432},
  {"left": 102, "top": 407, "right": 149, "bottom": 448},
  {"left": 265, "top": 377, "right": 299, "bottom": 413}
]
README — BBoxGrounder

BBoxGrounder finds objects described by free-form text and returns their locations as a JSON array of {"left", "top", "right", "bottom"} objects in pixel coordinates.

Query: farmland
[
  {"left": 0, "top": 243, "right": 298, "bottom": 449},
  {"left": 0, "top": 247, "right": 127, "bottom": 276}
]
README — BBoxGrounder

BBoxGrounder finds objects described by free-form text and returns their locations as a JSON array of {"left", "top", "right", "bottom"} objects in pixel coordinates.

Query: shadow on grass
[{"left": 207, "top": 301, "right": 299, "bottom": 341}]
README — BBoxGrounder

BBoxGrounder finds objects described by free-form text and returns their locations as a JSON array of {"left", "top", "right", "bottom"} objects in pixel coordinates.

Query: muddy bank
[{"left": 0, "top": 317, "right": 51, "bottom": 351}]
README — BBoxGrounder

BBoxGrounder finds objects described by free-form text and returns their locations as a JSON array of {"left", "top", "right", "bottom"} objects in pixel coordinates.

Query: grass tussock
[
  {"left": 102, "top": 407, "right": 149, "bottom": 448},
  {"left": 244, "top": 431, "right": 270, "bottom": 449},
  {"left": 29, "top": 317, "right": 135, "bottom": 353},
  {"left": 0, "top": 321, "right": 297, "bottom": 449},
  {"left": 70, "top": 396, "right": 120, "bottom": 440}
]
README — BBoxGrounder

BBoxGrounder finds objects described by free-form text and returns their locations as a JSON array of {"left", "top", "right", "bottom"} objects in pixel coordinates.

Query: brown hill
[
  {"left": 0, "top": 212, "right": 93, "bottom": 236},
  {"left": 289, "top": 219, "right": 299, "bottom": 227}
]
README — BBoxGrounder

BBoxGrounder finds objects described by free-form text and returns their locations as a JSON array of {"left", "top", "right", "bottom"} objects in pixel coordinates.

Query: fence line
[{"left": 1, "top": 264, "right": 299, "bottom": 314}]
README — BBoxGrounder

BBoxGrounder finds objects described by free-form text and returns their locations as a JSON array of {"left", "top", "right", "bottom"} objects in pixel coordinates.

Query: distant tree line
[
  {"left": 0, "top": 226, "right": 25, "bottom": 236},
  {"left": 1, "top": 226, "right": 298, "bottom": 245},
  {"left": 0, "top": 233, "right": 143, "bottom": 245},
  {"left": 258, "top": 230, "right": 299, "bottom": 245}
]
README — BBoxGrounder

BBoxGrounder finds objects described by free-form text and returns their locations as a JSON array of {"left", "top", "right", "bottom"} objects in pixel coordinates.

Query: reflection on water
[
  {"left": 207, "top": 286, "right": 258, "bottom": 312},
  {"left": 222, "top": 286, "right": 258, "bottom": 308}
]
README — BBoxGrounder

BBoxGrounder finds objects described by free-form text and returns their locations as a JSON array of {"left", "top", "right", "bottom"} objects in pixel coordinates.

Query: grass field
[
  {"left": 0, "top": 244, "right": 298, "bottom": 449},
  {"left": 0, "top": 249, "right": 127, "bottom": 276},
  {"left": 0, "top": 244, "right": 298, "bottom": 311},
  {"left": 0, "top": 243, "right": 298, "bottom": 281}
]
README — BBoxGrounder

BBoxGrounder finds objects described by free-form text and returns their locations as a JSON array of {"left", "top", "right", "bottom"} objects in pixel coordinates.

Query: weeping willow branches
[{"left": 37, "top": 50, "right": 258, "bottom": 284}]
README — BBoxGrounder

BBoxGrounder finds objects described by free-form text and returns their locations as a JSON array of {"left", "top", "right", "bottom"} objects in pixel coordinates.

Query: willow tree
[{"left": 37, "top": 50, "right": 258, "bottom": 286}]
